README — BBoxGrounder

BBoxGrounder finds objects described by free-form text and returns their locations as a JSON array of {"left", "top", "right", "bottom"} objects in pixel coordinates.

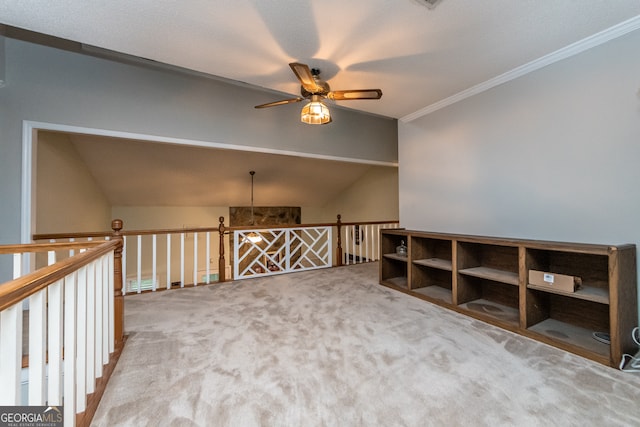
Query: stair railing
[{"left": 0, "top": 219, "right": 124, "bottom": 427}]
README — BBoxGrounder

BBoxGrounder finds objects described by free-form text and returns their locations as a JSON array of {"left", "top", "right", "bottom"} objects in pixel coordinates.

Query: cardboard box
[{"left": 528, "top": 270, "right": 581, "bottom": 293}]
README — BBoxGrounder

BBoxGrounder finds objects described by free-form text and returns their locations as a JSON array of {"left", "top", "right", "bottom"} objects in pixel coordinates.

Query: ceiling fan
[{"left": 255, "top": 62, "right": 383, "bottom": 125}]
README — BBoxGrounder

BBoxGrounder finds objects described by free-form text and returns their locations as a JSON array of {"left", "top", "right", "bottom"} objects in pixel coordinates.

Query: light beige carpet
[{"left": 91, "top": 262, "right": 640, "bottom": 426}]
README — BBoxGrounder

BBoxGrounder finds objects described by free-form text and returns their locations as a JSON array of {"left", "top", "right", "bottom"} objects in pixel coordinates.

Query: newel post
[
  {"left": 111, "top": 219, "right": 125, "bottom": 346},
  {"left": 336, "top": 214, "right": 343, "bottom": 266},
  {"left": 218, "top": 216, "right": 226, "bottom": 282}
]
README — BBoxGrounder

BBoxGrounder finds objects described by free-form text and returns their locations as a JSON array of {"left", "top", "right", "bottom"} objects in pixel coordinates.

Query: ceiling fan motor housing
[{"left": 301, "top": 82, "right": 330, "bottom": 97}]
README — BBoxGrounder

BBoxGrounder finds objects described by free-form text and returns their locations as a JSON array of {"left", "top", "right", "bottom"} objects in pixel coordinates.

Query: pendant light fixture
[{"left": 246, "top": 170, "right": 262, "bottom": 243}]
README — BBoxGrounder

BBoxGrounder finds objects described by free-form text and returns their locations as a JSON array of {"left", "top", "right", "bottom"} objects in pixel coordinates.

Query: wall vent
[{"left": 415, "top": 0, "right": 444, "bottom": 9}]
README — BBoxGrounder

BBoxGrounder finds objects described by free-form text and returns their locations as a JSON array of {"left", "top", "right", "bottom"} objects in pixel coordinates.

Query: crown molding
[{"left": 400, "top": 15, "right": 640, "bottom": 123}]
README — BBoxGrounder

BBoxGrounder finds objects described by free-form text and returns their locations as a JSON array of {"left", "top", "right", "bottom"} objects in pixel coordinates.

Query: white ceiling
[
  {"left": 2, "top": 1, "right": 639, "bottom": 119},
  {"left": 5, "top": 1, "right": 640, "bottom": 209}
]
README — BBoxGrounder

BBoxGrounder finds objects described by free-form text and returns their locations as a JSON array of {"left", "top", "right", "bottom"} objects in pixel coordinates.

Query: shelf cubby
[
  {"left": 379, "top": 230, "right": 409, "bottom": 290},
  {"left": 525, "top": 290, "right": 611, "bottom": 360},
  {"left": 457, "top": 242, "right": 519, "bottom": 285},
  {"left": 456, "top": 276, "right": 520, "bottom": 326},
  {"left": 527, "top": 318, "right": 610, "bottom": 360},
  {"left": 410, "top": 236, "right": 453, "bottom": 304},
  {"left": 456, "top": 241, "right": 520, "bottom": 326},
  {"left": 525, "top": 248, "right": 609, "bottom": 304}
]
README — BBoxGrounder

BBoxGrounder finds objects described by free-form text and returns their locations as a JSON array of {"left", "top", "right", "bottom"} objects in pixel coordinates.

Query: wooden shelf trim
[
  {"left": 458, "top": 266, "right": 519, "bottom": 286},
  {"left": 382, "top": 276, "right": 408, "bottom": 288},
  {"left": 527, "top": 318, "right": 610, "bottom": 359},
  {"left": 383, "top": 253, "right": 409, "bottom": 262},
  {"left": 527, "top": 283, "right": 609, "bottom": 305},
  {"left": 413, "top": 258, "right": 452, "bottom": 271},
  {"left": 458, "top": 298, "right": 520, "bottom": 326},
  {"left": 410, "top": 285, "right": 453, "bottom": 303}
]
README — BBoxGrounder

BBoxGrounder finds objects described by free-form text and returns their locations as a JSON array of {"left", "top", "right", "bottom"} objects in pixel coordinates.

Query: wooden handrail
[
  {"left": 334, "top": 219, "right": 399, "bottom": 227},
  {"left": 0, "top": 241, "right": 105, "bottom": 255},
  {"left": 32, "top": 231, "right": 112, "bottom": 241},
  {"left": 33, "top": 218, "right": 400, "bottom": 241},
  {"left": 0, "top": 240, "right": 119, "bottom": 312}
]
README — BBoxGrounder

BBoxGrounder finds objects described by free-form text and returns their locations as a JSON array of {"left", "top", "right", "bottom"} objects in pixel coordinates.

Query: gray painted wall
[
  {"left": 398, "top": 29, "right": 640, "bottom": 318},
  {"left": 0, "top": 37, "right": 397, "bottom": 246}
]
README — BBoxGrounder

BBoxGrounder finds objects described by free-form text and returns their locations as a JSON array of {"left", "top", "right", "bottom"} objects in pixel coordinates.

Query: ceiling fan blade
[
  {"left": 289, "top": 62, "right": 323, "bottom": 93},
  {"left": 327, "top": 89, "right": 383, "bottom": 101},
  {"left": 254, "top": 97, "right": 304, "bottom": 109}
]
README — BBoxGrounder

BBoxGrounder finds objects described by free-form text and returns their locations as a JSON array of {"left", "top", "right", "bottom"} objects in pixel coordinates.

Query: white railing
[
  {"left": 0, "top": 240, "right": 120, "bottom": 427},
  {"left": 234, "top": 226, "right": 332, "bottom": 279},
  {"left": 340, "top": 222, "right": 400, "bottom": 265},
  {"left": 119, "top": 227, "right": 231, "bottom": 295},
  {"left": 33, "top": 217, "right": 400, "bottom": 290}
]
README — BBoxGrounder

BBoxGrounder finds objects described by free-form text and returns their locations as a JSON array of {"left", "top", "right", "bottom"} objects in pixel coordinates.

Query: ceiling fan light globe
[{"left": 301, "top": 100, "right": 331, "bottom": 125}]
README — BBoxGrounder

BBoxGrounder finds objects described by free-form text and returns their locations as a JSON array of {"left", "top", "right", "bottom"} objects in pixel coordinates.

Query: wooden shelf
[
  {"left": 527, "top": 318, "right": 610, "bottom": 359},
  {"left": 411, "top": 285, "right": 452, "bottom": 304},
  {"left": 458, "top": 298, "right": 519, "bottom": 326},
  {"left": 413, "top": 258, "right": 452, "bottom": 271},
  {"left": 383, "top": 253, "right": 409, "bottom": 262},
  {"left": 382, "top": 276, "right": 408, "bottom": 289},
  {"left": 379, "top": 228, "right": 637, "bottom": 368},
  {"left": 458, "top": 266, "right": 518, "bottom": 286},
  {"left": 527, "top": 283, "right": 609, "bottom": 305}
]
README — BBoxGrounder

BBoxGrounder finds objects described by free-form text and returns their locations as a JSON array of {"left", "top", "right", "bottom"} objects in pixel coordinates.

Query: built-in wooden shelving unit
[{"left": 379, "top": 229, "right": 637, "bottom": 368}]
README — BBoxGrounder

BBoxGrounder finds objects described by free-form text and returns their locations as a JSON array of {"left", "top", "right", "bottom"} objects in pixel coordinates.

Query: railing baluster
[
  {"left": 180, "top": 232, "right": 185, "bottom": 288},
  {"left": 152, "top": 234, "right": 157, "bottom": 291},
  {"left": 95, "top": 256, "right": 104, "bottom": 379},
  {"left": 28, "top": 288, "right": 47, "bottom": 405},
  {"left": 48, "top": 277, "right": 64, "bottom": 405},
  {"left": 76, "top": 265, "right": 87, "bottom": 412},
  {"left": 86, "top": 260, "right": 96, "bottom": 394},
  {"left": 344, "top": 226, "right": 350, "bottom": 265},
  {"left": 136, "top": 234, "right": 142, "bottom": 294},
  {"left": 108, "top": 250, "right": 116, "bottom": 354},
  {"left": 358, "top": 226, "right": 363, "bottom": 263},
  {"left": 13, "top": 252, "right": 21, "bottom": 279},
  {"left": 376, "top": 225, "right": 379, "bottom": 259},
  {"left": 193, "top": 231, "right": 198, "bottom": 286},
  {"left": 0, "top": 253, "right": 24, "bottom": 405},
  {"left": 64, "top": 272, "right": 77, "bottom": 425},
  {"left": 0, "top": 303, "right": 22, "bottom": 405},
  {"left": 351, "top": 225, "right": 356, "bottom": 264},
  {"left": 206, "top": 231, "right": 211, "bottom": 284},
  {"left": 166, "top": 234, "right": 171, "bottom": 290}
]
